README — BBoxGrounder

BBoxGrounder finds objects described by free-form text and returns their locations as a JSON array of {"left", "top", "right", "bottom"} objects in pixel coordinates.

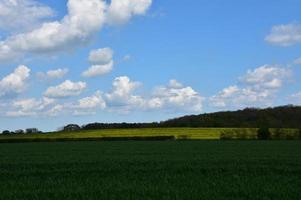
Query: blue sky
[{"left": 0, "top": 0, "right": 301, "bottom": 131}]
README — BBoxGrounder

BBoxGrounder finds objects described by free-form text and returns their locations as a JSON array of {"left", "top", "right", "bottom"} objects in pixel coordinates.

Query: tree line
[
  {"left": 63, "top": 105, "right": 301, "bottom": 131},
  {"left": 1, "top": 105, "right": 301, "bottom": 134},
  {"left": 2, "top": 128, "right": 42, "bottom": 135}
]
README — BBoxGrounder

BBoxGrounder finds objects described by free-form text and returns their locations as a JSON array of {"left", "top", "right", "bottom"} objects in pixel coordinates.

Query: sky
[{"left": 0, "top": 0, "right": 301, "bottom": 132}]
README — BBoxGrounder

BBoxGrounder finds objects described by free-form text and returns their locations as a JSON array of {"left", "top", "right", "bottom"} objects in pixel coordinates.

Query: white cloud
[
  {"left": 0, "top": 0, "right": 107, "bottom": 61},
  {"left": 239, "top": 65, "right": 291, "bottom": 89},
  {"left": 12, "top": 97, "right": 55, "bottom": 111},
  {"left": 44, "top": 80, "right": 87, "bottom": 98},
  {"left": 37, "top": 68, "right": 69, "bottom": 80},
  {"left": 149, "top": 81, "right": 203, "bottom": 112},
  {"left": 294, "top": 57, "right": 301, "bottom": 65},
  {"left": 82, "top": 61, "right": 114, "bottom": 77},
  {"left": 105, "top": 76, "right": 143, "bottom": 109},
  {"left": 1, "top": 76, "right": 204, "bottom": 117},
  {"left": 168, "top": 79, "right": 183, "bottom": 88},
  {"left": 210, "top": 65, "right": 292, "bottom": 109},
  {"left": 106, "top": 0, "right": 152, "bottom": 25},
  {"left": 88, "top": 47, "right": 113, "bottom": 65},
  {"left": 0, "top": 0, "right": 152, "bottom": 62},
  {"left": 76, "top": 91, "right": 106, "bottom": 109},
  {"left": 45, "top": 104, "right": 64, "bottom": 117},
  {"left": 70, "top": 90, "right": 106, "bottom": 115},
  {"left": 0, "top": 42, "right": 20, "bottom": 62},
  {"left": 0, "top": 65, "right": 30, "bottom": 97},
  {"left": 6, "top": 97, "right": 56, "bottom": 117},
  {"left": 0, "top": 0, "right": 54, "bottom": 33},
  {"left": 46, "top": 68, "right": 69, "bottom": 79},
  {"left": 83, "top": 48, "right": 114, "bottom": 77},
  {"left": 265, "top": 23, "right": 301, "bottom": 46},
  {"left": 105, "top": 77, "right": 203, "bottom": 113}
]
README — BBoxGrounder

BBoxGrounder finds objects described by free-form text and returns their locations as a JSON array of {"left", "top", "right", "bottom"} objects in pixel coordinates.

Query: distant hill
[
  {"left": 78, "top": 105, "right": 301, "bottom": 130},
  {"left": 160, "top": 105, "right": 301, "bottom": 128}
]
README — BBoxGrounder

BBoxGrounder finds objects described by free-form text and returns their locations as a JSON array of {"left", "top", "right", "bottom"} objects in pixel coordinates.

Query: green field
[
  {"left": 0, "top": 128, "right": 226, "bottom": 141},
  {"left": 1, "top": 128, "right": 300, "bottom": 142},
  {"left": 0, "top": 140, "right": 300, "bottom": 199}
]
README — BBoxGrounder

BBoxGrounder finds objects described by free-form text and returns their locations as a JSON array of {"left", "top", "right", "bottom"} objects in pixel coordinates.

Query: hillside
[{"left": 160, "top": 105, "right": 301, "bottom": 128}]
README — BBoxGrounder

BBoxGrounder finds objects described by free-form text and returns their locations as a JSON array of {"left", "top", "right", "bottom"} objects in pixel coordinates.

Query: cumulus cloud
[
  {"left": 82, "top": 61, "right": 114, "bottom": 77},
  {"left": 45, "top": 104, "right": 64, "bottom": 117},
  {"left": 0, "top": 0, "right": 152, "bottom": 62},
  {"left": 0, "top": 0, "right": 106, "bottom": 61},
  {"left": 239, "top": 65, "right": 290, "bottom": 89},
  {"left": 6, "top": 97, "right": 56, "bottom": 117},
  {"left": 0, "top": 65, "right": 30, "bottom": 97},
  {"left": 0, "top": 0, "right": 54, "bottom": 33},
  {"left": 88, "top": 47, "right": 113, "bottom": 65},
  {"left": 69, "top": 91, "right": 106, "bottom": 115},
  {"left": 265, "top": 23, "right": 301, "bottom": 46},
  {"left": 105, "top": 76, "right": 143, "bottom": 111},
  {"left": 148, "top": 80, "right": 203, "bottom": 112},
  {"left": 3, "top": 76, "right": 203, "bottom": 117},
  {"left": 37, "top": 68, "right": 69, "bottom": 80},
  {"left": 44, "top": 80, "right": 87, "bottom": 98},
  {"left": 210, "top": 65, "right": 292, "bottom": 108},
  {"left": 168, "top": 79, "right": 183, "bottom": 88},
  {"left": 76, "top": 91, "right": 106, "bottom": 109},
  {"left": 106, "top": 0, "right": 152, "bottom": 25},
  {"left": 104, "top": 77, "right": 203, "bottom": 113},
  {"left": 82, "top": 48, "right": 114, "bottom": 77}
]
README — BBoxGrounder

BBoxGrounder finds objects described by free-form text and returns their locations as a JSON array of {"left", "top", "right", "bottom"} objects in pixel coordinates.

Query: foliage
[
  {"left": 63, "top": 124, "right": 81, "bottom": 132},
  {"left": 1, "top": 130, "right": 10, "bottom": 135},
  {"left": 257, "top": 127, "right": 271, "bottom": 140},
  {"left": 161, "top": 105, "right": 301, "bottom": 128},
  {"left": 220, "top": 129, "right": 257, "bottom": 140},
  {"left": 65, "top": 105, "right": 301, "bottom": 131},
  {"left": 0, "top": 141, "right": 300, "bottom": 199}
]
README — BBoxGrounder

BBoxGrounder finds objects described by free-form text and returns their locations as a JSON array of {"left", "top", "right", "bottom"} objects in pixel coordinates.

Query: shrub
[
  {"left": 235, "top": 129, "right": 249, "bottom": 140},
  {"left": 273, "top": 128, "right": 283, "bottom": 139},
  {"left": 257, "top": 127, "right": 271, "bottom": 140},
  {"left": 177, "top": 135, "right": 189, "bottom": 140},
  {"left": 220, "top": 130, "right": 234, "bottom": 140}
]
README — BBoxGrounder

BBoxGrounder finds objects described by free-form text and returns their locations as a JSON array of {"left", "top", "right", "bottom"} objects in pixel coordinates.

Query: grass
[{"left": 0, "top": 140, "right": 300, "bottom": 199}]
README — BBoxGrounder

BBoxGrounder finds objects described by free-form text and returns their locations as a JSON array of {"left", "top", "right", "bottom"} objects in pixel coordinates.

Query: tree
[
  {"left": 2, "top": 130, "right": 10, "bottom": 135},
  {"left": 63, "top": 124, "right": 81, "bottom": 132},
  {"left": 26, "top": 128, "right": 39, "bottom": 134},
  {"left": 257, "top": 127, "right": 271, "bottom": 140},
  {"left": 14, "top": 129, "right": 24, "bottom": 134}
]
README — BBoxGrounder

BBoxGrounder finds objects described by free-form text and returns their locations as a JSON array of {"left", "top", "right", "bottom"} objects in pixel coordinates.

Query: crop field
[
  {"left": 0, "top": 128, "right": 300, "bottom": 142},
  {"left": 0, "top": 128, "right": 226, "bottom": 141},
  {"left": 0, "top": 140, "right": 300, "bottom": 200}
]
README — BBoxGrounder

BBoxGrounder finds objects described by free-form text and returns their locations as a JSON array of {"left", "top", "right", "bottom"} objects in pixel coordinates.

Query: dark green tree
[
  {"left": 2, "top": 130, "right": 10, "bottom": 135},
  {"left": 257, "top": 127, "right": 271, "bottom": 140}
]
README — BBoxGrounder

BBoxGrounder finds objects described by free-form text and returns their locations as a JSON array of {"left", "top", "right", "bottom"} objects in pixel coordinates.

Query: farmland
[
  {"left": 0, "top": 127, "right": 300, "bottom": 142},
  {"left": 0, "top": 140, "right": 300, "bottom": 199},
  {"left": 0, "top": 128, "right": 225, "bottom": 142}
]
